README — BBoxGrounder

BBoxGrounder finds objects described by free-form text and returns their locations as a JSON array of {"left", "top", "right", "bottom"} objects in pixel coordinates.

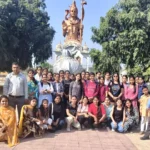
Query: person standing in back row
[{"left": 3, "top": 62, "right": 28, "bottom": 115}]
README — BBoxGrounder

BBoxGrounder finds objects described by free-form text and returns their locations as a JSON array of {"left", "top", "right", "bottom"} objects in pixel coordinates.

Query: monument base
[{"left": 53, "top": 56, "right": 83, "bottom": 74}]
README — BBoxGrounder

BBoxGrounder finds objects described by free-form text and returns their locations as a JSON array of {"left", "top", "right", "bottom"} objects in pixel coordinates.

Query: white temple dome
[
  {"left": 83, "top": 43, "right": 89, "bottom": 51},
  {"left": 56, "top": 42, "right": 62, "bottom": 51}
]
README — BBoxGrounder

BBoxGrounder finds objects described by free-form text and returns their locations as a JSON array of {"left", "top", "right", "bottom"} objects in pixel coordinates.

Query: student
[
  {"left": 66, "top": 96, "right": 81, "bottom": 132},
  {"left": 122, "top": 75, "right": 128, "bottom": 86},
  {"left": 38, "top": 99, "right": 54, "bottom": 130},
  {"left": 53, "top": 74, "right": 64, "bottom": 98},
  {"left": 77, "top": 96, "right": 89, "bottom": 129},
  {"left": 42, "top": 68, "right": 48, "bottom": 76},
  {"left": 122, "top": 100, "right": 139, "bottom": 132},
  {"left": 19, "top": 97, "right": 44, "bottom": 138},
  {"left": 99, "top": 76, "right": 108, "bottom": 103},
  {"left": 49, "top": 95, "right": 65, "bottom": 130},
  {"left": 69, "top": 73, "right": 83, "bottom": 102},
  {"left": 124, "top": 76, "right": 138, "bottom": 107},
  {"left": 70, "top": 74, "right": 75, "bottom": 81},
  {"left": 110, "top": 99, "right": 124, "bottom": 132},
  {"left": 38, "top": 74, "right": 54, "bottom": 107},
  {"left": 104, "top": 72, "right": 111, "bottom": 86},
  {"left": 27, "top": 69, "right": 38, "bottom": 99},
  {"left": 103, "top": 97, "right": 113, "bottom": 128},
  {"left": 139, "top": 86, "right": 150, "bottom": 134},
  {"left": 0, "top": 95, "right": 18, "bottom": 147},
  {"left": 85, "top": 72, "right": 90, "bottom": 81},
  {"left": 138, "top": 76, "right": 147, "bottom": 100},
  {"left": 47, "top": 72, "right": 54, "bottom": 83},
  {"left": 59, "top": 70, "right": 65, "bottom": 82},
  {"left": 34, "top": 66, "right": 42, "bottom": 82},
  {"left": 81, "top": 71, "right": 86, "bottom": 83},
  {"left": 108, "top": 73, "right": 123, "bottom": 103},
  {"left": 95, "top": 72, "right": 101, "bottom": 83},
  {"left": 135, "top": 76, "right": 139, "bottom": 85},
  {"left": 62, "top": 71, "right": 72, "bottom": 107},
  {"left": 84, "top": 72, "right": 99, "bottom": 103},
  {"left": 140, "top": 98, "right": 150, "bottom": 140},
  {"left": 88, "top": 97, "right": 106, "bottom": 129}
]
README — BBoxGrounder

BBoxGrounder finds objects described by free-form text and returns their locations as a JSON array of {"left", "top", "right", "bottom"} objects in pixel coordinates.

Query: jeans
[{"left": 111, "top": 121, "right": 124, "bottom": 132}]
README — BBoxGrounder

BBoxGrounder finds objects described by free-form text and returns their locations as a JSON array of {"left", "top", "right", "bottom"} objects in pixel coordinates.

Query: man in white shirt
[
  {"left": 34, "top": 66, "right": 42, "bottom": 82},
  {"left": 3, "top": 62, "right": 28, "bottom": 114}
]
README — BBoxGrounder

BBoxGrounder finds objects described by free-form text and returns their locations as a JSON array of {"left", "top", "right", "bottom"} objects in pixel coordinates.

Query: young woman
[
  {"left": 0, "top": 95, "right": 18, "bottom": 147},
  {"left": 77, "top": 96, "right": 89, "bottom": 129},
  {"left": 52, "top": 74, "right": 64, "bottom": 98},
  {"left": 38, "top": 99, "right": 53, "bottom": 130},
  {"left": 108, "top": 73, "right": 123, "bottom": 103},
  {"left": 122, "top": 100, "right": 139, "bottom": 132},
  {"left": 34, "top": 66, "right": 42, "bottom": 82},
  {"left": 88, "top": 97, "right": 106, "bottom": 129},
  {"left": 124, "top": 76, "right": 138, "bottom": 107},
  {"left": 49, "top": 95, "right": 65, "bottom": 130},
  {"left": 69, "top": 73, "right": 83, "bottom": 102},
  {"left": 27, "top": 69, "right": 38, "bottom": 99},
  {"left": 110, "top": 99, "right": 124, "bottom": 132},
  {"left": 38, "top": 74, "right": 54, "bottom": 107},
  {"left": 103, "top": 97, "right": 113, "bottom": 128},
  {"left": 47, "top": 72, "right": 54, "bottom": 83},
  {"left": 66, "top": 96, "right": 81, "bottom": 131},
  {"left": 19, "top": 97, "right": 43, "bottom": 138},
  {"left": 99, "top": 76, "right": 108, "bottom": 103}
]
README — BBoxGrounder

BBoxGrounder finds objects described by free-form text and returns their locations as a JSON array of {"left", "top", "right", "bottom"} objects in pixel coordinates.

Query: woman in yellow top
[
  {"left": 0, "top": 95, "right": 18, "bottom": 147},
  {"left": 19, "top": 97, "right": 44, "bottom": 138}
]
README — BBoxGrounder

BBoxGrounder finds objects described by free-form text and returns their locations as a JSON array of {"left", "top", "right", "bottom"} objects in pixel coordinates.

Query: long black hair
[
  {"left": 129, "top": 75, "right": 136, "bottom": 93},
  {"left": 112, "top": 73, "right": 120, "bottom": 84},
  {"left": 125, "top": 99, "right": 135, "bottom": 116},
  {"left": 39, "top": 99, "right": 49, "bottom": 118},
  {"left": 28, "top": 69, "right": 38, "bottom": 85},
  {"left": 29, "top": 97, "right": 38, "bottom": 117}
]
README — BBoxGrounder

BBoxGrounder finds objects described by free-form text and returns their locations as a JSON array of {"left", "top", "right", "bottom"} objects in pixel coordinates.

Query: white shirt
[
  {"left": 104, "top": 79, "right": 110, "bottom": 86},
  {"left": 34, "top": 73, "right": 42, "bottom": 82},
  {"left": 3, "top": 72, "right": 28, "bottom": 99},
  {"left": 77, "top": 104, "right": 88, "bottom": 113}
]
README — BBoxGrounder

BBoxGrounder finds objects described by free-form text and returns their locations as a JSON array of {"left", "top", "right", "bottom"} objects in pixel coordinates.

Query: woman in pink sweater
[{"left": 124, "top": 76, "right": 138, "bottom": 108}]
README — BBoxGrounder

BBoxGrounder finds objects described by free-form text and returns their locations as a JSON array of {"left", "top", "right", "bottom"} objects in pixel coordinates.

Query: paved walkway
[{"left": 0, "top": 129, "right": 142, "bottom": 150}]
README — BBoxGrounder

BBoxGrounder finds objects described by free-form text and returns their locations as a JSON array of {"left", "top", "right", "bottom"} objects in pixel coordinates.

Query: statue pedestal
[{"left": 53, "top": 42, "right": 90, "bottom": 73}]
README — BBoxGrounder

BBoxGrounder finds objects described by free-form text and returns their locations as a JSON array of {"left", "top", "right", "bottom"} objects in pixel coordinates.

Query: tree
[
  {"left": 90, "top": 49, "right": 121, "bottom": 74},
  {"left": 91, "top": 0, "right": 150, "bottom": 74},
  {"left": 0, "top": 0, "right": 55, "bottom": 71},
  {"left": 40, "top": 62, "right": 53, "bottom": 72}
]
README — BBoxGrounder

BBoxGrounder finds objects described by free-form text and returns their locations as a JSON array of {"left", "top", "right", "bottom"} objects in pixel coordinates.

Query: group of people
[{"left": 0, "top": 62, "right": 150, "bottom": 147}]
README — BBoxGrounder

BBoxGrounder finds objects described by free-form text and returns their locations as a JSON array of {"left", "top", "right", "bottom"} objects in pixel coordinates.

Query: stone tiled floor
[{"left": 0, "top": 129, "right": 149, "bottom": 150}]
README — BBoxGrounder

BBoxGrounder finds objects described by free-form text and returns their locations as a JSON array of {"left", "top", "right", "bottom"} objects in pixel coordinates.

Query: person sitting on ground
[
  {"left": 77, "top": 96, "right": 89, "bottom": 129},
  {"left": 49, "top": 95, "right": 65, "bottom": 130},
  {"left": 19, "top": 97, "right": 44, "bottom": 138},
  {"left": 38, "top": 99, "right": 54, "bottom": 131},
  {"left": 122, "top": 100, "right": 139, "bottom": 132},
  {"left": 66, "top": 96, "right": 81, "bottom": 132},
  {"left": 88, "top": 97, "right": 106, "bottom": 129},
  {"left": 110, "top": 99, "right": 124, "bottom": 132},
  {"left": 103, "top": 97, "right": 113, "bottom": 129},
  {"left": 0, "top": 95, "right": 18, "bottom": 147}
]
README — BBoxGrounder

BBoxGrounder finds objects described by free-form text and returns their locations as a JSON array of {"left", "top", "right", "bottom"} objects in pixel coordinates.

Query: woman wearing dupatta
[
  {"left": 27, "top": 69, "right": 38, "bottom": 99},
  {"left": 19, "top": 97, "right": 44, "bottom": 138},
  {"left": 0, "top": 95, "right": 18, "bottom": 147}
]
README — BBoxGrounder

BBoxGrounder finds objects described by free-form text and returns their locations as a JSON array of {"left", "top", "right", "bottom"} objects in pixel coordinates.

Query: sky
[{"left": 45, "top": 0, "right": 119, "bottom": 62}]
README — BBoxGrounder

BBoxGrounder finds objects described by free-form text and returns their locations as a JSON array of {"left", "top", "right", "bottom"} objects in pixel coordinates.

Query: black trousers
[{"left": 77, "top": 115, "right": 88, "bottom": 126}]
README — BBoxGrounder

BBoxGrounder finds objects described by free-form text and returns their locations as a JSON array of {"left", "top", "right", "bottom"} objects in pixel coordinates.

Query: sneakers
[
  {"left": 67, "top": 127, "right": 71, "bottom": 132},
  {"left": 112, "top": 129, "right": 115, "bottom": 132}
]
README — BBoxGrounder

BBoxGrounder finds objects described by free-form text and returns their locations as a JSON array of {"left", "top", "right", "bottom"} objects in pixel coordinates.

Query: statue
[
  {"left": 53, "top": 0, "right": 87, "bottom": 74},
  {"left": 62, "top": 0, "right": 87, "bottom": 43}
]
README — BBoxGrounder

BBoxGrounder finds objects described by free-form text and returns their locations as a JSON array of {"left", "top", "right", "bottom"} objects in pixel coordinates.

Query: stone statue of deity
[
  {"left": 53, "top": 1, "right": 87, "bottom": 74},
  {"left": 62, "top": 0, "right": 87, "bottom": 43}
]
